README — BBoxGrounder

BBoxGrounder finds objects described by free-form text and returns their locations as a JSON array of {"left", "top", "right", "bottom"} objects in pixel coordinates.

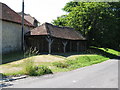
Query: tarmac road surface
[{"left": 6, "top": 59, "right": 118, "bottom": 88}]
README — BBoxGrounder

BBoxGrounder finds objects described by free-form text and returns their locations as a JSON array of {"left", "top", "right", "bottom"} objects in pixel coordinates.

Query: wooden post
[
  {"left": 62, "top": 41, "right": 68, "bottom": 53},
  {"left": 77, "top": 41, "right": 79, "bottom": 52},
  {"left": 41, "top": 37, "right": 43, "bottom": 52},
  {"left": 70, "top": 41, "right": 72, "bottom": 52},
  {"left": 46, "top": 36, "right": 54, "bottom": 54}
]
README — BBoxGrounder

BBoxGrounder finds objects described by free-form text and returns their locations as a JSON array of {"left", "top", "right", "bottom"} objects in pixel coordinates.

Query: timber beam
[
  {"left": 46, "top": 36, "right": 54, "bottom": 54},
  {"left": 62, "top": 41, "right": 68, "bottom": 53}
]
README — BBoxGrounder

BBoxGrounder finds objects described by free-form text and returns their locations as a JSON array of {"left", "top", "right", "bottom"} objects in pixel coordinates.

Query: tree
[
  {"left": 52, "top": 1, "right": 120, "bottom": 50},
  {"left": 52, "top": 15, "right": 68, "bottom": 27}
]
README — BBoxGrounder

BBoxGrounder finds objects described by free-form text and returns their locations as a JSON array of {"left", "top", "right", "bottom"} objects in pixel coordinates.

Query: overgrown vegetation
[
  {"left": 3, "top": 58, "right": 52, "bottom": 76},
  {"left": 52, "top": 62, "right": 69, "bottom": 68},
  {"left": 24, "top": 47, "right": 39, "bottom": 57},
  {"left": 23, "top": 64, "right": 53, "bottom": 76},
  {"left": 2, "top": 47, "right": 39, "bottom": 64},
  {"left": 89, "top": 47, "right": 120, "bottom": 59},
  {"left": 52, "top": 55, "right": 109, "bottom": 72},
  {"left": 22, "top": 59, "right": 35, "bottom": 76},
  {"left": 52, "top": 1, "right": 120, "bottom": 50},
  {"left": 22, "top": 59, "right": 52, "bottom": 76},
  {"left": 1, "top": 47, "right": 119, "bottom": 76}
]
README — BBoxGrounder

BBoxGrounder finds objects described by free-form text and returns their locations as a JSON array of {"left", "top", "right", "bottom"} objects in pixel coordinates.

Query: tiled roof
[
  {"left": 0, "top": 2, "right": 34, "bottom": 27},
  {"left": 18, "top": 12, "right": 37, "bottom": 25},
  {"left": 18, "top": 12, "right": 40, "bottom": 27},
  {"left": 29, "top": 22, "right": 86, "bottom": 40},
  {"left": 24, "top": 15, "right": 35, "bottom": 25}
]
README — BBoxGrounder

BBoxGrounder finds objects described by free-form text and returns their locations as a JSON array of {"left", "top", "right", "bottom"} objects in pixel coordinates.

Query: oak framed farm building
[
  {"left": 25, "top": 23, "right": 87, "bottom": 53},
  {"left": 0, "top": 2, "right": 87, "bottom": 54},
  {"left": 0, "top": 2, "right": 34, "bottom": 54}
]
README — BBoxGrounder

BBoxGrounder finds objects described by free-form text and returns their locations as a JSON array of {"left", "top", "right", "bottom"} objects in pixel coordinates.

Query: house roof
[
  {"left": 0, "top": 2, "right": 34, "bottom": 27},
  {"left": 24, "top": 15, "right": 36, "bottom": 25},
  {"left": 18, "top": 12, "right": 39, "bottom": 26},
  {"left": 29, "top": 22, "right": 86, "bottom": 40}
]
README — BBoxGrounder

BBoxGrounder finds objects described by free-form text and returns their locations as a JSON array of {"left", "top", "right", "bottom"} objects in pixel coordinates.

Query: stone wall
[
  {"left": 1, "top": 20, "right": 33, "bottom": 54},
  {"left": 0, "top": 20, "right": 2, "bottom": 63}
]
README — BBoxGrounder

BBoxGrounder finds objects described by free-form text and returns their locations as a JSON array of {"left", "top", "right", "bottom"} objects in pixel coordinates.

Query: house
[
  {"left": 0, "top": 2, "right": 34, "bottom": 54},
  {"left": 18, "top": 12, "right": 40, "bottom": 27},
  {"left": 25, "top": 22, "right": 86, "bottom": 53},
  {"left": 0, "top": 2, "right": 86, "bottom": 54}
]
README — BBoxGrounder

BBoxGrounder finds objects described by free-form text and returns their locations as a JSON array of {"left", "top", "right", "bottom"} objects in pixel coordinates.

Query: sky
[{"left": 0, "top": 0, "right": 71, "bottom": 24}]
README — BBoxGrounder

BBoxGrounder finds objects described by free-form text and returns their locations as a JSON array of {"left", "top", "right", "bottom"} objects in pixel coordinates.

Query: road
[{"left": 7, "top": 59, "right": 118, "bottom": 88}]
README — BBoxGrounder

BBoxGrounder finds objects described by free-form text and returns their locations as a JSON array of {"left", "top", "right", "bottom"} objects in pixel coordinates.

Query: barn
[
  {"left": 0, "top": 2, "right": 34, "bottom": 54},
  {"left": 25, "top": 23, "right": 87, "bottom": 53}
]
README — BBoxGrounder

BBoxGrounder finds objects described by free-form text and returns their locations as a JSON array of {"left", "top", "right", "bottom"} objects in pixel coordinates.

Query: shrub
[
  {"left": 52, "top": 62, "right": 69, "bottom": 68},
  {"left": 35, "top": 65, "right": 53, "bottom": 76},
  {"left": 23, "top": 59, "right": 52, "bottom": 76},
  {"left": 23, "top": 59, "right": 36, "bottom": 76}
]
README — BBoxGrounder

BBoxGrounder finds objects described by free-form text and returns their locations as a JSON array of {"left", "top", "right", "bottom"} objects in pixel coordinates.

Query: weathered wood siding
[{"left": 25, "top": 35, "right": 87, "bottom": 53}]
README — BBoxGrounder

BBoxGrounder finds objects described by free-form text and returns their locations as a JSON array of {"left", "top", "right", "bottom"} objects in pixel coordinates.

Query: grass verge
[
  {"left": 51, "top": 55, "right": 109, "bottom": 72},
  {"left": 1, "top": 48, "right": 119, "bottom": 76}
]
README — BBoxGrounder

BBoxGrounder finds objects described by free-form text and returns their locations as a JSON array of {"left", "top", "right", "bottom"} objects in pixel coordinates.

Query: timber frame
[
  {"left": 25, "top": 22, "right": 87, "bottom": 54},
  {"left": 25, "top": 35, "right": 86, "bottom": 54}
]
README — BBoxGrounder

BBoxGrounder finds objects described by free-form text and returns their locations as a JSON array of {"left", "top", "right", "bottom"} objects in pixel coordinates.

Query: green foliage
[
  {"left": 52, "top": 15, "right": 69, "bottom": 27},
  {"left": 2, "top": 48, "right": 119, "bottom": 76},
  {"left": 3, "top": 71, "right": 24, "bottom": 76},
  {"left": 23, "top": 59, "right": 52, "bottom": 76},
  {"left": 23, "top": 59, "right": 35, "bottom": 75},
  {"left": 65, "top": 55, "right": 108, "bottom": 70},
  {"left": 99, "top": 48, "right": 120, "bottom": 56},
  {"left": 89, "top": 47, "right": 119, "bottom": 59},
  {"left": 52, "top": 1, "right": 120, "bottom": 50},
  {"left": 52, "top": 62, "right": 69, "bottom": 68},
  {"left": 52, "top": 54, "right": 109, "bottom": 71},
  {"left": 62, "top": 1, "right": 80, "bottom": 12},
  {"left": 35, "top": 65, "right": 53, "bottom": 75}
]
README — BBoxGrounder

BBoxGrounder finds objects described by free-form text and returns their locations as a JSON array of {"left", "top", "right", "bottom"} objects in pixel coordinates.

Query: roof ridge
[
  {"left": 43, "top": 22, "right": 74, "bottom": 30},
  {"left": 75, "top": 30, "right": 85, "bottom": 40},
  {"left": 30, "top": 22, "right": 86, "bottom": 40},
  {"left": 44, "top": 22, "right": 51, "bottom": 36},
  {"left": 1, "top": 2, "right": 34, "bottom": 27}
]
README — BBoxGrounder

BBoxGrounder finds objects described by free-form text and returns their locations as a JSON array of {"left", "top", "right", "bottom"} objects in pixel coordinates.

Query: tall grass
[
  {"left": 22, "top": 58, "right": 52, "bottom": 76},
  {"left": 24, "top": 47, "right": 39, "bottom": 57},
  {"left": 3, "top": 47, "right": 118, "bottom": 76},
  {"left": 23, "top": 59, "right": 35, "bottom": 75},
  {"left": 52, "top": 55, "right": 109, "bottom": 72},
  {"left": 52, "top": 62, "right": 69, "bottom": 68}
]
